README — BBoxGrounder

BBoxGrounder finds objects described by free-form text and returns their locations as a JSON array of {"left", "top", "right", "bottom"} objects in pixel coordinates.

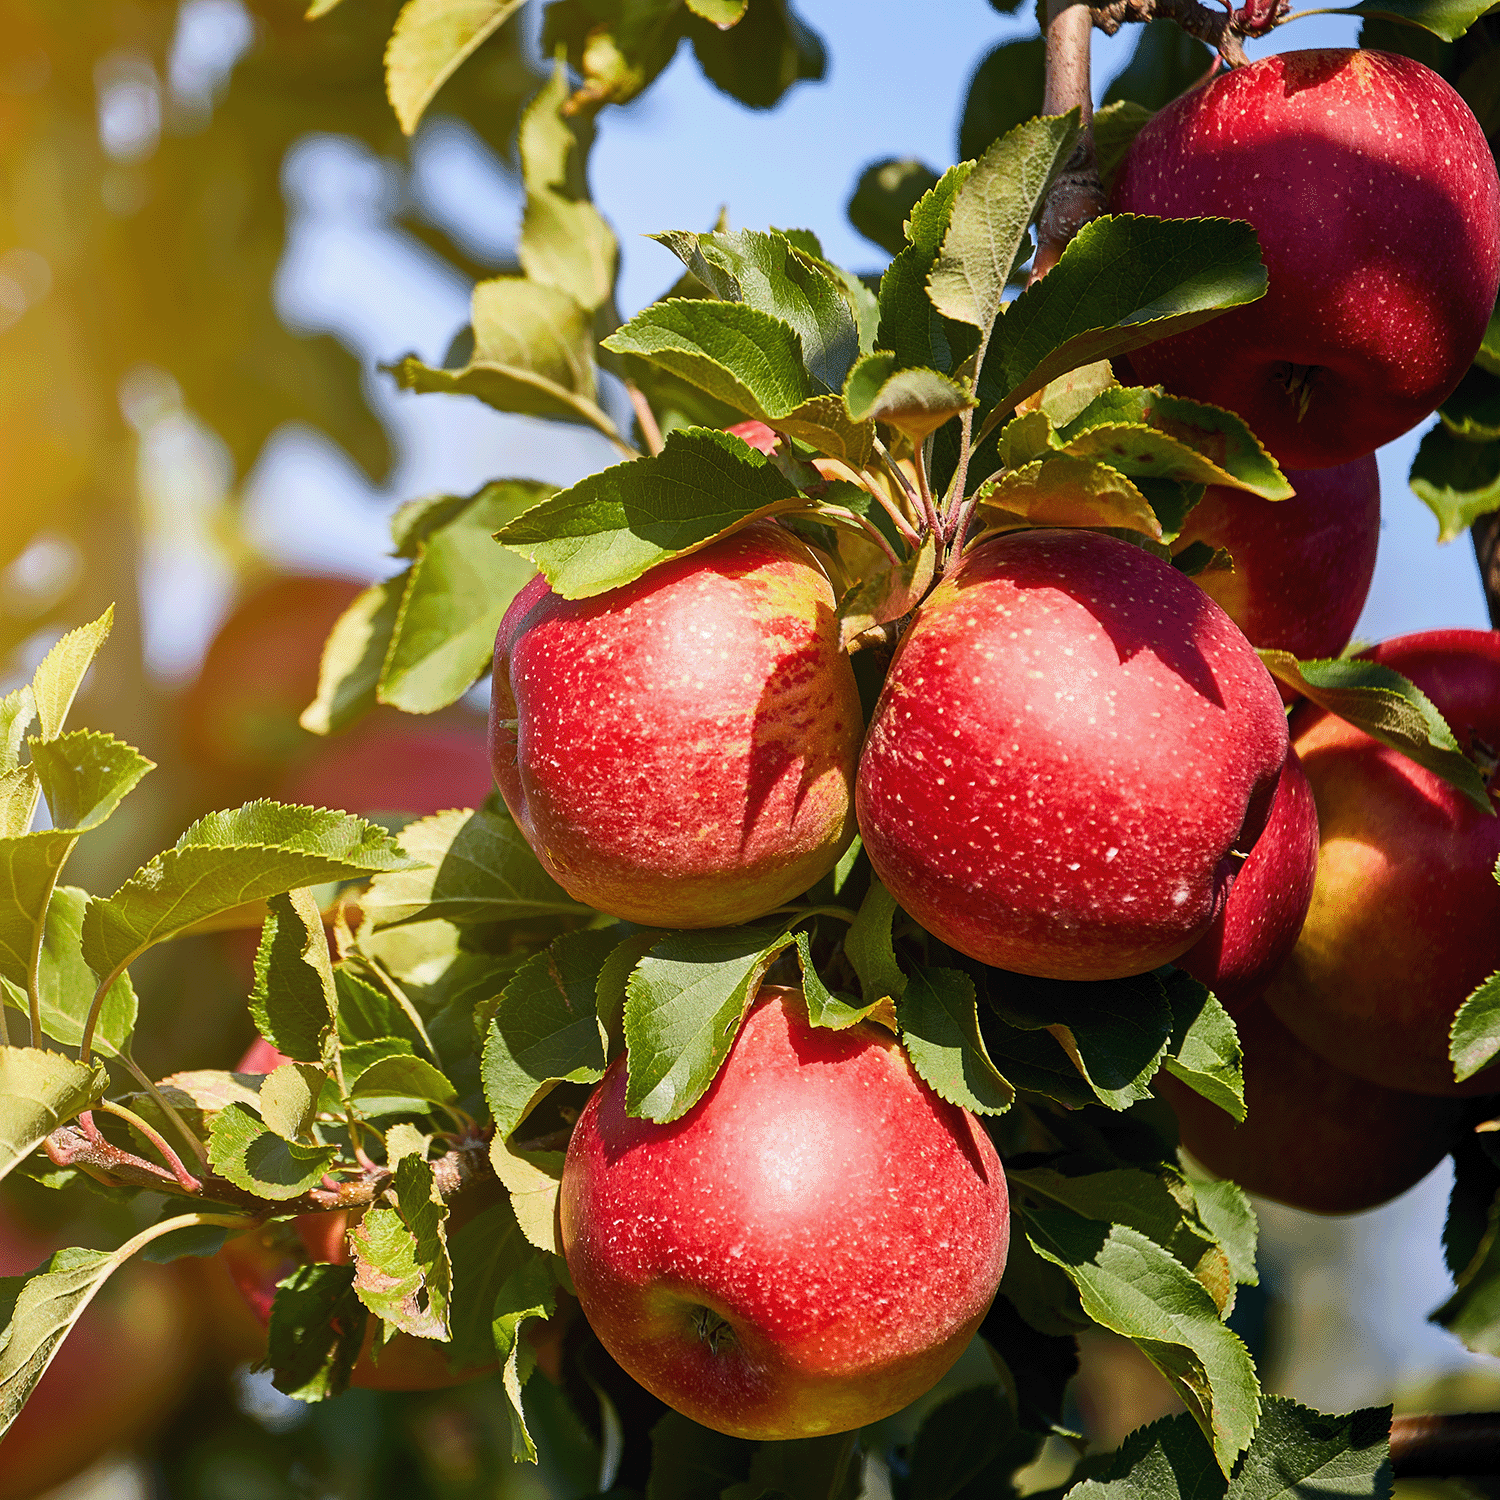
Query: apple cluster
[{"left": 477, "top": 46, "right": 1500, "bottom": 1438}]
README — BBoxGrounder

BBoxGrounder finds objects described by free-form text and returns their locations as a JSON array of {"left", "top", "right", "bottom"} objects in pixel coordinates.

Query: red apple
[
  {"left": 856, "top": 529, "right": 1289, "bottom": 981},
  {"left": 1160, "top": 998, "right": 1461, "bottom": 1215},
  {"left": 1176, "top": 748, "right": 1319, "bottom": 1013},
  {"left": 1264, "top": 629, "right": 1500, "bottom": 1096},
  {"left": 1172, "top": 456, "right": 1381, "bottom": 684},
  {"left": 491, "top": 521, "right": 862, "bottom": 927},
  {"left": 0, "top": 1202, "right": 197, "bottom": 1499},
  {"left": 559, "top": 987, "right": 1009, "bottom": 1440},
  {"left": 1112, "top": 50, "right": 1500, "bottom": 470}
]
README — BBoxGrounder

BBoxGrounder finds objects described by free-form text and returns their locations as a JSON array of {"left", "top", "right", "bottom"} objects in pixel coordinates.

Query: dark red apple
[
  {"left": 1112, "top": 50, "right": 1500, "bottom": 469},
  {"left": 1172, "top": 455, "right": 1381, "bottom": 679},
  {"left": 491, "top": 521, "right": 862, "bottom": 927},
  {"left": 0, "top": 1203, "right": 197, "bottom": 1498},
  {"left": 1264, "top": 629, "right": 1500, "bottom": 1096},
  {"left": 1176, "top": 748, "right": 1319, "bottom": 1013},
  {"left": 559, "top": 987, "right": 1009, "bottom": 1440},
  {"left": 856, "top": 529, "right": 1289, "bottom": 981},
  {"left": 1160, "top": 998, "right": 1461, "bottom": 1215}
]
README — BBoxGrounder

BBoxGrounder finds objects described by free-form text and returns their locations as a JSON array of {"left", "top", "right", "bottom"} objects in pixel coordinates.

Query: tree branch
[
  {"left": 1391, "top": 1411, "right": 1500, "bottom": 1477},
  {"left": 1089, "top": 0, "right": 1262, "bottom": 62},
  {"left": 1472, "top": 511, "right": 1500, "bottom": 627}
]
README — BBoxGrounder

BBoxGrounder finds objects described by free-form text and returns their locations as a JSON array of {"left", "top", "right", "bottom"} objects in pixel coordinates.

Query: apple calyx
[
  {"left": 691, "top": 1306, "right": 738, "bottom": 1354},
  {"left": 1276, "top": 362, "right": 1317, "bottom": 421}
]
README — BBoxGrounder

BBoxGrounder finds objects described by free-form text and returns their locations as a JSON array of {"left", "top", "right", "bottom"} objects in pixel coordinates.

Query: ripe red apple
[
  {"left": 559, "top": 986, "right": 1009, "bottom": 1440},
  {"left": 1172, "top": 456, "right": 1381, "bottom": 683},
  {"left": 1160, "top": 998, "right": 1461, "bottom": 1215},
  {"left": 856, "top": 529, "right": 1289, "bottom": 981},
  {"left": 1176, "top": 747, "right": 1319, "bottom": 1013},
  {"left": 0, "top": 1202, "right": 197, "bottom": 1499},
  {"left": 1112, "top": 50, "right": 1500, "bottom": 470},
  {"left": 491, "top": 521, "right": 862, "bottom": 927},
  {"left": 1264, "top": 629, "right": 1500, "bottom": 1096}
]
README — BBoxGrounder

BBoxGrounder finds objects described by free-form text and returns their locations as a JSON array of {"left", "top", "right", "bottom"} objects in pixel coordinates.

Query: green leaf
[
  {"left": 386, "top": 0, "right": 523, "bottom": 134},
  {"left": 844, "top": 878, "right": 906, "bottom": 1008},
  {"left": 378, "top": 482, "right": 545, "bottom": 714},
  {"left": 349, "top": 1054, "right": 458, "bottom": 1109},
  {"left": 1258, "top": 652, "right": 1494, "bottom": 816},
  {"left": 975, "top": 456, "right": 1162, "bottom": 538},
  {"left": 793, "top": 930, "right": 890, "bottom": 1031},
  {"left": 494, "top": 426, "right": 805, "bottom": 599},
  {"left": 847, "top": 158, "right": 942, "bottom": 257},
  {"left": 986, "top": 971, "right": 1175, "bottom": 1111},
  {"left": 258, "top": 1062, "right": 326, "bottom": 1141},
  {"left": 903, "top": 1384, "right": 1029, "bottom": 1500},
  {"left": 1451, "top": 969, "right": 1500, "bottom": 1083},
  {"left": 1103, "top": 18, "right": 1213, "bottom": 112},
  {"left": 1161, "top": 970, "right": 1245, "bottom": 1122},
  {"left": 927, "top": 112, "right": 1080, "bottom": 333},
  {"left": 841, "top": 352, "right": 974, "bottom": 441},
  {"left": 981, "top": 216, "right": 1268, "bottom": 417},
  {"left": 250, "top": 888, "right": 339, "bottom": 1065},
  {"left": 1228, "top": 1397, "right": 1393, "bottom": 1498},
  {"left": 1409, "top": 424, "right": 1500, "bottom": 542},
  {"left": 1054, "top": 387, "right": 1291, "bottom": 500},
  {"left": 1067, "top": 1412, "right": 1222, "bottom": 1498},
  {"left": 360, "top": 805, "right": 586, "bottom": 930},
  {"left": 1439, "top": 363, "right": 1500, "bottom": 442},
  {"left": 492, "top": 1256, "right": 557, "bottom": 1462},
  {"left": 387, "top": 277, "right": 610, "bottom": 431},
  {"left": 265, "top": 1263, "right": 368, "bottom": 1402},
  {"left": 687, "top": 0, "right": 747, "bottom": 22},
  {"left": 1094, "top": 100, "right": 1155, "bottom": 195},
  {"left": 519, "top": 62, "right": 618, "bottom": 318},
  {"left": 0, "top": 687, "right": 35, "bottom": 776},
  {"left": 0, "top": 1047, "right": 107, "bottom": 1184},
  {"left": 1476, "top": 303, "right": 1500, "bottom": 378},
  {"left": 446, "top": 1198, "right": 535, "bottom": 1371},
  {"left": 652, "top": 228, "right": 859, "bottom": 394},
  {"left": 208, "top": 1101, "right": 338, "bottom": 1200},
  {"left": 481, "top": 928, "right": 613, "bottom": 1141},
  {"left": 30, "top": 609, "right": 113, "bottom": 741},
  {"left": 1025, "top": 1211, "right": 1259, "bottom": 1475},
  {"left": 1, "top": 889, "right": 137, "bottom": 1059},
  {"left": 1335, "top": 0, "right": 1493, "bottom": 42},
  {"left": 1180, "top": 1162, "right": 1259, "bottom": 1291},
  {"left": 81, "top": 801, "right": 416, "bottom": 990},
  {"left": 623, "top": 923, "right": 793, "bottom": 1122},
  {"left": 350, "top": 1151, "right": 452, "bottom": 1339},
  {"left": 647, "top": 1413, "right": 756, "bottom": 1499},
  {"left": 958, "top": 38, "right": 1046, "bottom": 166},
  {"left": 299, "top": 576, "right": 408, "bottom": 738},
  {"left": 603, "top": 302, "right": 875, "bottom": 466},
  {"left": 837, "top": 532, "right": 937, "bottom": 651},
  {"left": 685, "top": 0, "right": 826, "bottom": 112},
  {"left": 896, "top": 964, "right": 1014, "bottom": 1115}
]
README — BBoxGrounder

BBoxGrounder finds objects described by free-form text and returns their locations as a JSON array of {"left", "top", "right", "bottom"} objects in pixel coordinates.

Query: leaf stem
[
  {"left": 93, "top": 1098, "right": 203, "bottom": 1194},
  {"left": 624, "top": 381, "right": 665, "bottom": 456},
  {"left": 78, "top": 963, "right": 128, "bottom": 1066},
  {"left": 121, "top": 1049, "right": 211, "bottom": 1171},
  {"left": 854, "top": 469, "right": 923, "bottom": 550},
  {"left": 910, "top": 439, "right": 943, "bottom": 542},
  {"left": 814, "top": 506, "right": 905, "bottom": 574}
]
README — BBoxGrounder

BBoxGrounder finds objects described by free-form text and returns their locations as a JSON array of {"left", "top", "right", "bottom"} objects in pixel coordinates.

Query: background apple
[
  {"left": 1176, "top": 748, "right": 1319, "bottom": 1013},
  {"left": 857, "top": 529, "right": 1289, "bottom": 980},
  {"left": 1160, "top": 999, "right": 1462, "bottom": 1215},
  {"left": 1112, "top": 49, "right": 1500, "bottom": 469},
  {"left": 0, "top": 1198, "right": 198, "bottom": 1499},
  {"left": 491, "top": 521, "right": 862, "bottom": 927},
  {"left": 1172, "top": 456, "right": 1381, "bottom": 685},
  {"left": 1265, "top": 629, "right": 1500, "bottom": 1095},
  {"left": 559, "top": 986, "right": 1009, "bottom": 1441}
]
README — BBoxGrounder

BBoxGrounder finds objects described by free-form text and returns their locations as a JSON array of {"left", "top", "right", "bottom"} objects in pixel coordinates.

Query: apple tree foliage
[{"left": 3, "top": 1, "right": 1500, "bottom": 1495}]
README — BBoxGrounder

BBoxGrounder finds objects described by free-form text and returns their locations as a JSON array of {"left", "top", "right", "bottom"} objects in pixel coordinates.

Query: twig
[
  {"left": 1033, "top": 0, "right": 1109, "bottom": 284},
  {"left": 624, "top": 380, "right": 665, "bottom": 456},
  {"left": 1391, "top": 1411, "right": 1500, "bottom": 1478},
  {"left": 1090, "top": 0, "right": 1258, "bottom": 61},
  {"left": 93, "top": 1098, "right": 203, "bottom": 1195},
  {"left": 1472, "top": 512, "right": 1500, "bottom": 628}
]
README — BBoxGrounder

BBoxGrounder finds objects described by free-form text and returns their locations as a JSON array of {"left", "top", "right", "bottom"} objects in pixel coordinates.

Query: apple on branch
[
  {"left": 491, "top": 521, "right": 862, "bottom": 928},
  {"left": 856, "top": 529, "right": 1289, "bottom": 981},
  {"left": 1113, "top": 50, "right": 1500, "bottom": 469},
  {"left": 559, "top": 986, "right": 1010, "bottom": 1440}
]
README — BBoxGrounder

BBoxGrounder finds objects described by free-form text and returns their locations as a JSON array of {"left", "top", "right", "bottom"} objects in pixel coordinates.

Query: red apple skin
[
  {"left": 725, "top": 419, "right": 779, "bottom": 454},
  {"left": 560, "top": 987, "right": 1009, "bottom": 1441},
  {"left": 491, "top": 521, "right": 862, "bottom": 927},
  {"left": 1160, "top": 998, "right": 1461, "bottom": 1215},
  {"left": 1172, "top": 456, "right": 1381, "bottom": 689},
  {"left": 1176, "top": 748, "right": 1319, "bottom": 1013},
  {"left": 1112, "top": 50, "right": 1500, "bottom": 470},
  {"left": 0, "top": 1205, "right": 196, "bottom": 1498},
  {"left": 1264, "top": 629, "right": 1500, "bottom": 1096},
  {"left": 856, "top": 529, "right": 1289, "bottom": 981}
]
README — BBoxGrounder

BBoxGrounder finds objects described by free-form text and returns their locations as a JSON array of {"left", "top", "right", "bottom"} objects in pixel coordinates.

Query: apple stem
[{"left": 1090, "top": 0, "right": 1253, "bottom": 66}]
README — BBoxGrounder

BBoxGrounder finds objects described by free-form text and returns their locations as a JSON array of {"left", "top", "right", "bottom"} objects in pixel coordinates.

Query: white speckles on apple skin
[{"left": 856, "top": 530, "right": 1288, "bottom": 981}]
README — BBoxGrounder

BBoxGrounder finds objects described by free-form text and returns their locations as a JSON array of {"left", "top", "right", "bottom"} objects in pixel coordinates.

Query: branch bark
[
  {"left": 1089, "top": 0, "right": 1259, "bottom": 64},
  {"left": 1034, "top": 0, "right": 1109, "bottom": 280},
  {"left": 1472, "top": 511, "right": 1500, "bottom": 627},
  {"left": 1391, "top": 1411, "right": 1500, "bottom": 1478}
]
